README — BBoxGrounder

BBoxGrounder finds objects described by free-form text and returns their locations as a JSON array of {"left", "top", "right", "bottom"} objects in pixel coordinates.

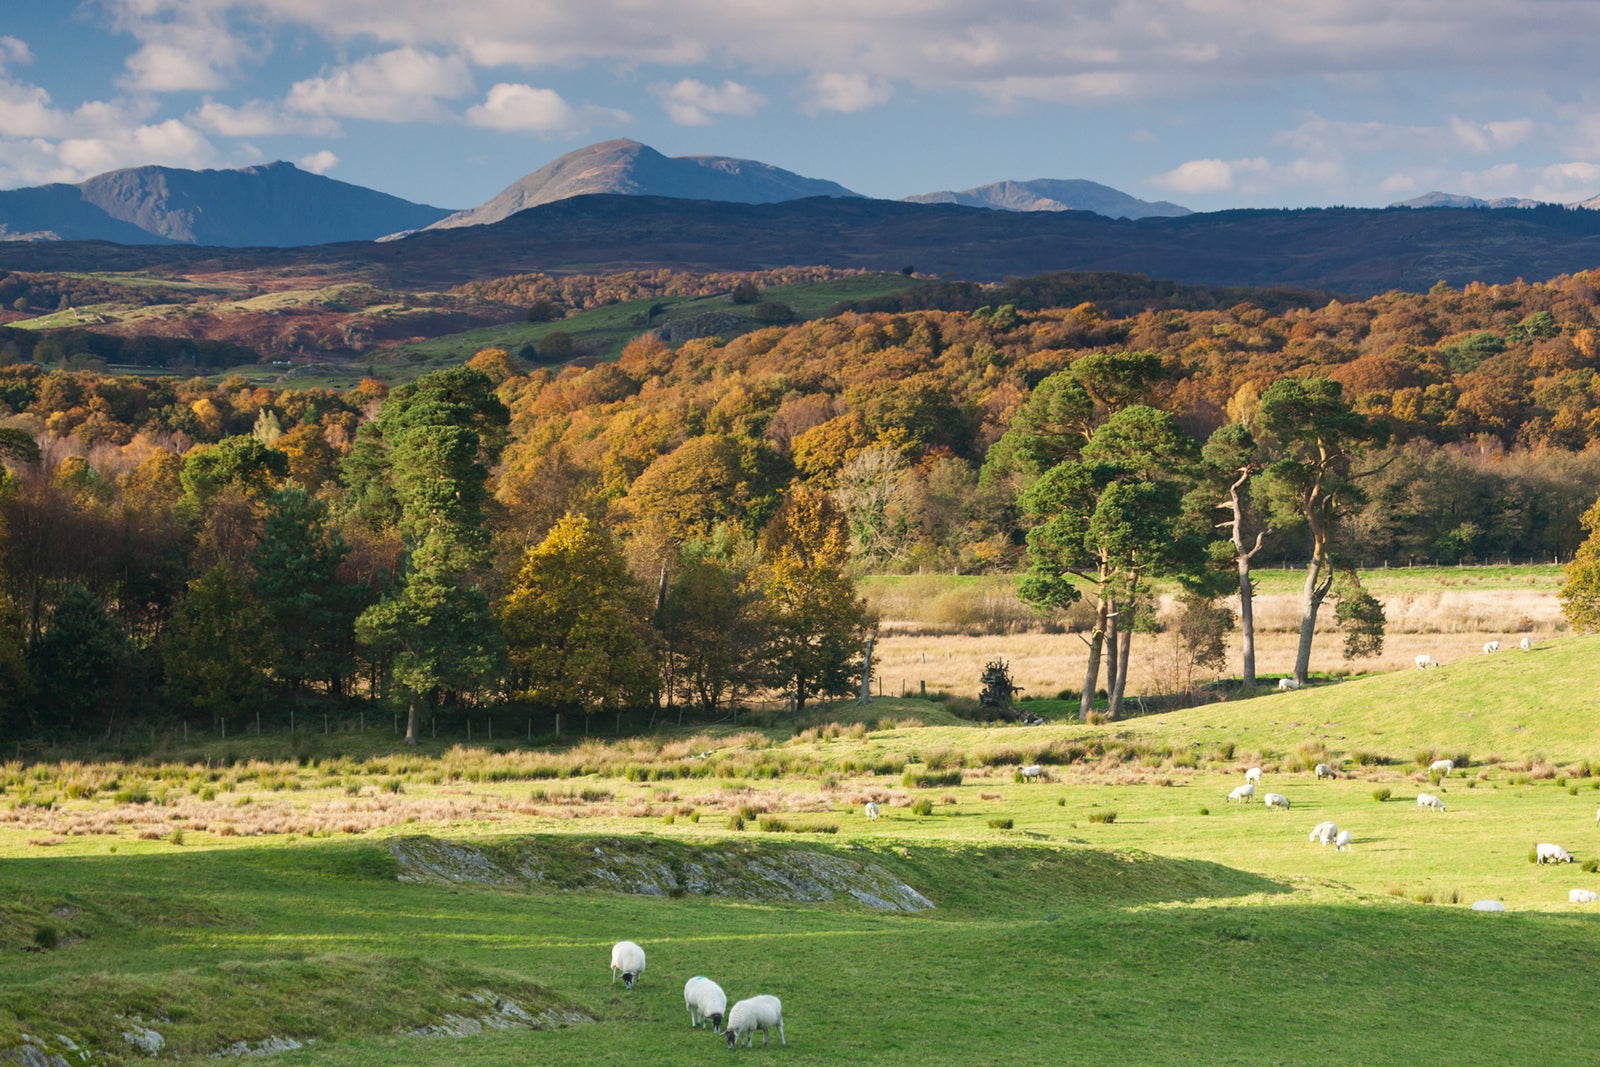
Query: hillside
[
  {"left": 8, "top": 194, "right": 1600, "bottom": 294},
  {"left": 0, "top": 161, "right": 452, "bottom": 246},
  {"left": 905, "top": 177, "right": 1191, "bottom": 219},
  {"left": 426, "top": 139, "right": 861, "bottom": 231}
]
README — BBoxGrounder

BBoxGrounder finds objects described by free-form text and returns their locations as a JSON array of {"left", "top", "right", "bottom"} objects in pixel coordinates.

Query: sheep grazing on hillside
[
  {"left": 1277, "top": 677, "right": 1300, "bottom": 691},
  {"left": 1417, "top": 793, "right": 1446, "bottom": 812},
  {"left": 1314, "top": 763, "right": 1337, "bottom": 780},
  {"left": 685, "top": 976, "right": 727, "bottom": 1033},
  {"left": 1472, "top": 900, "right": 1506, "bottom": 912},
  {"left": 1536, "top": 842, "right": 1575, "bottom": 865},
  {"left": 726, "top": 995, "right": 785, "bottom": 1049},
  {"left": 1019, "top": 764, "right": 1044, "bottom": 781},
  {"left": 1483, "top": 640, "right": 1501, "bottom": 654},
  {"left": 1414, "top": 654, "right": 1438, "bottom": 669},
  {"left": 1571, "top": 889, "right": 1599, "bottom": 904},
  {"left": 1263, "top": 792, "right": 1291, "bottom": 811},
  {"left": 1227, "top": 783, "right": 1256, "bottom": 804},
  {"left": 1245, "top": 767, "right": 1263, "bottom": 785},
  {"left": 1335, "top": 829, "right": 1354, "bottom": 851},
  {"left": 1520, "top": 637, "right": 1533, "bottom": 652},
  {"left": 1309, "top": 821, "right": 1338, "bottom": 845},
  {"left": 610, "top": 940, "right": 646, "bottom": 989},
  {"left": 864, "top": 801, "right": 880, "bottom": 821},
  {"left": 1429, "top": 759, "right": 1455, "bottom": 778}
]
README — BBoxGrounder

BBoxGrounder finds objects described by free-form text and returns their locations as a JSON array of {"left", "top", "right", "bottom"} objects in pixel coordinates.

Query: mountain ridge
[{"left": 905, "top": 178, "right": 1190, "bottom": 219}]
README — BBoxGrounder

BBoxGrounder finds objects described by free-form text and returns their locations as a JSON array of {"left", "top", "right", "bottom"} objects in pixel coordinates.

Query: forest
[{"left": 3, "top": 267, "right": 1600, "bottom": 746}]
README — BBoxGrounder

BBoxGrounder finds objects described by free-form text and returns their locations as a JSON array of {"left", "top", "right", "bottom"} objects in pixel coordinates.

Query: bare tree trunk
[
  {"left": 1079, "top": 597, "right": 1107, "bottom": 720},
  {"left": 1294, "top": 491, "right": 1333, "bottom": 685},
  {"left": 858, "top": 635, "right": 874, "bottom": 704},
  {"left": 405, "top": 694, "right": 420, "bottom": 745},
  {"left": 1103, "top": 601, "right": 1120, "bottom": 713},
  {"left": 1218, "top": 467, "right": 1269, "bottom": 688}
]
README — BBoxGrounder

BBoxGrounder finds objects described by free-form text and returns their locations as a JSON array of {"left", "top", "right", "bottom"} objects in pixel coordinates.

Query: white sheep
[
  {"left": 1483, "top": 640, "right": 1501, "bottom": 654},
  {"left": 1019, "top": 764, "right": 1044, "bottom": 781},
  {"left": 1263, "top": 792, "right": 1290, "bottom": 811},
  {"left": 1335, "top": 829, "right": 1354, "bottom": 851},
  {"left": 1309, "top": 820, "right": 1338, "bottom": 845},
  {"left": 1594, "top": 805, "right": 1600, "bottom": 825},
  {"left": 1414, "top": 654, "right": 1438, "bottom": 669},
  {"left": 725, "top": 995, "right": 785, "bottom": 1049},
  {"left": 1536, "top": 842, "right": 1575, "bottom": 865},
  {"left": 1416, "top": 792, "right": 1446, "bottom": 812},
  {"left": 1429, "top": 759, "right": 1454, "bottom": 778},
  {"left": 1520, "top": 637, "right": 1533, "bottom": 652},
  {"left": 1471, "top": 900, "right": 1506, "bottom": 912},
  {"left": 864, "top": 801, "right": 880, "bottom": 821},
  {"left": 1227, "top": 782, "right": 1256, "bottom": 803},
  {"left": 610, "top": 940, "right": 646, "bottom": 989},
  {"left": 1571, "top": 889, "right": 1599, "bottom": 904},
  {"left": 1277, "top": 677, "right": 1300, "bottom": 691},
  {"left": 1314, "top": 763, "right": 1337, "bottom": 780},
  {"left": 1244, "top": 767, "right": 1262, "bottom": 785},
  {"left": 685, "top": 976, "right": 727, "bottom": 1033}
]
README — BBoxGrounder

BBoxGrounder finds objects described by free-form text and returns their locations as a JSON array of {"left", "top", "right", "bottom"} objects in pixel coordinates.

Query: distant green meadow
[{"left": 4, "top": 633, "right": 1599, "bottom": 1065}]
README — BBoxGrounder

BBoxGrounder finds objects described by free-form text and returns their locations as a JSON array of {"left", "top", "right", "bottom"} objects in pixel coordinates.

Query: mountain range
[
  {"left": 904, "top": 179, "right": 1190, "bottom": 219},
  {"left": 0, "top": 140, "right": 1192, "bottom": 247},
  {"left": 0, "top": 161, "right": 450, "bottom": 245}
]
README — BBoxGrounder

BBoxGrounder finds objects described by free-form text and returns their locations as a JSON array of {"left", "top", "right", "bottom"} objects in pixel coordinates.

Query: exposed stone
[
  {"left": 119, "top": 1026, "right": 164, "bottom": 1057},
  {"left": 210, "top": 1036, "right": 305, "bottom": 1058}
]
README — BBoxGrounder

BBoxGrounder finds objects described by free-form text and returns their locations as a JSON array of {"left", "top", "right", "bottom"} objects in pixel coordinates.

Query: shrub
[
  {"left": 1582, "top": 859, "right": 1599, "bottom": 874},
  {"left": 905, "top": 769, "right": 963, "bottom": 788},
  {"left": 1198, "top": 806, "right": 1210, "bottom": 816},
  {"left": 1351, "top": 750, "right": 1386, "bottom": 767},
  {"left": 33, "top": 924, "right": 58, "bottom": 950},
  {"left": 758, "top": 816, "right": 789, "bottom": 833},
  {"left": 911, "top": 799, "right": 934, "bottom": 816},
  {"left": 728, "top": 814, "right": 745, "bottom": 831},
  {"left": 166, "top": 828, "right": 184, "bottom": 846},
  {"left": 1088, "top": 810, "right": 1117, "bottom": 824},
  {"left": 1372, "top": 787, "right": 1392, "bottom": 802},
  {"left": 1216, "top": 742, "right": 1236, "bottom": 761},
  {"left": 987, "top": 817, "right": 1014, "bottom": 830}
]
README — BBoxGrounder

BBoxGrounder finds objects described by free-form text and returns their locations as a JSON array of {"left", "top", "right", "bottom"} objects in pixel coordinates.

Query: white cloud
[
  {"left": 113, "top": 11, "right": 252, "bottom": 93},
  {"left": 0, "top": 35, "right": 32, "bottom": 70},
  {"left": 463, "top": 83, "right": 630, "bottom": 133},
  {"left": 801, "top": 72, "right": 892, "bottom": 114},
  {"left": 55, "top": 119, "right": 217, "bottom": 175},
  {"left": 1449, "top": 116, "right": 1534, "bottom": 154},
  {"left": 650, "top": 79, "right": 765, "bottom": 125},
  {"left": 0, "top": 80, "right": 60, "bottom": 139},
  {"left": 1151, "top": 157, "right": 1268, "bottom": 195},
  {"left": 190, "top": 98, "right": 341, "bottom": 137},
  {"left": 287, "top": 48, "right": 472, "bottom": 122},
  {"left": 298, "top": 149, "right": 338, "bottom": 173}
]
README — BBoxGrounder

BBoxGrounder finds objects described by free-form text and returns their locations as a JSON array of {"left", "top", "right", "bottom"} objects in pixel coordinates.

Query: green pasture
[{"left": 4, "top": 633, "right": 1599, "bottom": 1064}]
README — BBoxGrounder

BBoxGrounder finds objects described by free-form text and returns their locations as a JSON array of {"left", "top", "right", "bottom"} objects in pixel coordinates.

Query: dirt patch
[{"left": 389, "top": 834, "right": 936, "bottom": 912}]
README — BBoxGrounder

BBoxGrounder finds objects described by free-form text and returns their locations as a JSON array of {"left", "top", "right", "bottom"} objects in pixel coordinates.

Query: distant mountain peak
[
  {"left": 903, "top": 178, "right": 1191, "bottom": 220},
  {"left": 425, "top": 140, "right": 862, "bottom": 231},
  {"left": 0, "top": 160, "right": 451, "bottom": 246},
  {"left": 1390, "top": 190, "right": 1551, "bottom": 210}
]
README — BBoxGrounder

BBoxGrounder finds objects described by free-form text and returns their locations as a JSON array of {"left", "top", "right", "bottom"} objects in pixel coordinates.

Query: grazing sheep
[
  {"left": 1483, "top": 640, "right": 1501, "bottom": 654},
  {"left": 1472, "top": 900, "right": 1506, "bottom": 912},
  {"left": 1227, "top": 783, "right": 1256, "bottom": 803},
  {"left": 610, "top": 940, "right": 646, "bottom": 989},
  {"left": 1309, "top": 820, "right": 1338, "bottom": 845},
  {"left": 1594, "top": 806, "right": 1600, "bottom": 825},
  {"left": 725, "top": 995, "right": 785, "bottom": 1049},
  {"left": 1536, "top": 842, "right": 1575, "bottom": 865},
  {"left": 1314, "top": 763, "right": 1337, "bottom": 780},
  {"left": 1263, "top": 792, "right": 1291, "bottom": 811},
  {"left": 1416, "top": 792, "right": 1446, "bottom": 812},
  {"left": 685, "top": 976, "right": 727, "bottom": 1033},
  {"left": 1244, "top": 767, "right": 1263, "bottom": 785},
  {"left": 1571, "top": 889, "right": 1599, "bottom": 904},
  {"left": 1277, "top": 677, "right": 1300, "bottom": 691},
  {"left": 1429, "top": 759, "right": 1454, "bottom": 778},
  {"left": 864, "top": 801, "right": 880, "bottom": 821},
  {"left": 1019, "top": 764, "right": 1044, "bottom": 781},
  {"left": 1520, "top": 637, "right": 1533, "bottom": 652},
  {"left": 1414, "top": 654, "right": 1438, "bottom": 669},
  {"left": 1335, "top": 829, "right": 1354, "bottom": 851}
]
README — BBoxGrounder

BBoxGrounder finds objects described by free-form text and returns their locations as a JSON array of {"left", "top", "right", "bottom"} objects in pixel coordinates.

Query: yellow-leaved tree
[
  {"left": 1560, "top": 493, "right": 1600, "bottom": 632},
  {"left": 498, "top": 515, "right": 659, "bottom": 714}
]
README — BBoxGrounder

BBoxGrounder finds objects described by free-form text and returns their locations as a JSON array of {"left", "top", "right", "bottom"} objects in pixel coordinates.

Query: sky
[{"left": 3, "top": 1, "right": 1600, "bottom": 214}]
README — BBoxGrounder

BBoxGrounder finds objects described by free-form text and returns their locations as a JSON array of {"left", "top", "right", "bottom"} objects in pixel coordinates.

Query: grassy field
[
  {"left": 378, "top": 272, "right": 923, "bottom": 370},
  {"left": 4, "top": 632, "right": 1600, "bottom": 1064}
]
